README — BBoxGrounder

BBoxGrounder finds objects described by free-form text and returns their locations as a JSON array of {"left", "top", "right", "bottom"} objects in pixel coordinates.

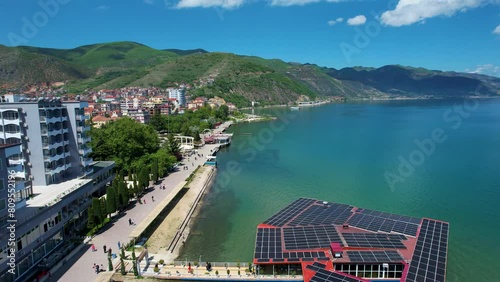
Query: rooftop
[
  {"left": 253, "top": 198, "right": 449, "bottom": 282},
  {"left": 31, "top": 178, "right": 92, "bottom": 208}
]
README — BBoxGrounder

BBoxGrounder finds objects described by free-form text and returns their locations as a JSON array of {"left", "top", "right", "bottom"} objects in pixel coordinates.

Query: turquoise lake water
[{"left": 180, "top": 99, "right": 500, "bottom": 282}]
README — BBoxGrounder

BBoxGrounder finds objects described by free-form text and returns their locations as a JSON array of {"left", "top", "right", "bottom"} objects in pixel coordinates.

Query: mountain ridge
[{"left": 1, "top": 42, "right": 498, "bottom": 106}]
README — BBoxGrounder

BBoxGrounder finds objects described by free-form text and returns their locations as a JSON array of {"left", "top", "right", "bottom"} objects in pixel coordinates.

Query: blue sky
[{"left": 0, "top": 0, "right": 499, "bottom": 76}]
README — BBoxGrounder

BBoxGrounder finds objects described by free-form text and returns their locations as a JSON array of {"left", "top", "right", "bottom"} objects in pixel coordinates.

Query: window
[
  {"left": 0, "top": 199, "right": 5, "bottom": 211},
  {"left": 0, "top": 178, "right": 3, "bottom": 190}
]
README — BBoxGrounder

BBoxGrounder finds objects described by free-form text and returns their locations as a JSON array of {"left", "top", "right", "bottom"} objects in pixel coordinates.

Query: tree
[
  {"left": 151, "top": 158, "right": 159, "bottom": 183},
  {"left": 108, "top": 252, "right": 113, "bottom": 271},
  {"left": 87, "top": 207, "right": 95, "bottom": 229},
  {"left": 149, "top": 112, "right": 167, "bottom": 132},
  {"left": 100, "top": 198, "right": 108, "bottom": 219},
  {"left": 132, "top": 171, "right": 140, "bottom": 197},
  {"left": 92, "top": 197, "right": 103, "bottom": 225},
  {"left": 112, "top": 179, "right": 121, "bottom": 211},
  {"left": 132, "top": 248, "right": 138, "bottom": 276},
  {"left": 139, "top": 166, "right": 150, "bottom": 192},
  {"left": 120, "top": 257, "right": 126, "bottom": 275},
  {"left": 106, "top": 186, "right": 117, "bottom": 215},
  {"left": 216, "top": 104, "right": 229, "bottom": 120},
  {"left": 119, "top": 180, "right": 129, "bottom": 208},
  {"left": 166, "top": 133, "right": 181, "bottom": 160},
  {"left": 89, "top": 117, "right": 160, "bottom": 172}
]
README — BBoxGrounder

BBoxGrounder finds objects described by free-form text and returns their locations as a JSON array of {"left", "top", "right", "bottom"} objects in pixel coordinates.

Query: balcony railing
[{"left": 78, "top": 147, "right": 92, "bottom": 156}]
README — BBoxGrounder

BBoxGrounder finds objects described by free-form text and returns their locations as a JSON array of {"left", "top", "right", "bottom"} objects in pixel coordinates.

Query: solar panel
[
  {"left": 288, "top": 201, "right": 354, "bottom": 226},
  {"left": 342, "top": 233, "right": 406, "bottom": 249},
  {"left": 348, "top": 212, "right": 419, "bottom": 236},
  {"left": 405, "top": 219, "right": 448, "bottom": 282},
  {"left": 310, "top": 269, "right": 366, "bottom": 282},
  {"left": 346, "top": 251, "right": 403, "bottom": 263},
  {"left": 263, "top": 198, "right": 316, "bottom": 227},
  {"left": 283, "top": 225, "right": 343, "bottom": 250},
  {"left": 254, "top": 228, "right": 283, "bottom": 260}
]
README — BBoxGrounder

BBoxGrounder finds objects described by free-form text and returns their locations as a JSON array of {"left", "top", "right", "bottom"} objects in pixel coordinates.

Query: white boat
[{"left": 290, "top": 106, "right": 300, "bottom": 110}]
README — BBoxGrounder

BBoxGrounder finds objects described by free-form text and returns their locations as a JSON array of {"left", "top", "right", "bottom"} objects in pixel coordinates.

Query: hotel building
[{"left": 0, "top": 95, "right": 115, "bottom": 282}]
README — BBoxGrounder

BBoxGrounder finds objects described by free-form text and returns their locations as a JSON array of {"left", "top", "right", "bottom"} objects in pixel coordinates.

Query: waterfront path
[{"left": 48, "top": 142, "right": 224, "bottom": 282}]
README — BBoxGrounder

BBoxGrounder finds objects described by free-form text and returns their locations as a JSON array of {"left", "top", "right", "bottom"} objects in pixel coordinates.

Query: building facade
[
  {"left": 168, "top": 87, "right": 186, "bottom": 107},
  {"left": 0, "top": 96, "right": 116, "bottom": 282},
  {"left": 0, "top": 96, "right": 92, "bottom": 186}
]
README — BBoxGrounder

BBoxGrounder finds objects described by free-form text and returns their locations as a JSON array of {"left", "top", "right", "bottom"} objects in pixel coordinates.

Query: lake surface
[{"left": 180, "top": 99, "right": 500, "bottom": 282}]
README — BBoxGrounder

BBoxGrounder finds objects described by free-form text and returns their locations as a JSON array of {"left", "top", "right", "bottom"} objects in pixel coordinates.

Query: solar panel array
[
  {"left": 284, "top": 251, "right": 328, "bottom": 259},
  {"left": 287, "top": 202, "right": 354, "bottom": 226},
  {"left": 284, "top": 225, "right": 343, "bottom": 250},
  {"left": 308, "top": 268, "right": 366, "bottom": 282},
  {"left": 307, "top": 262, "right": 366, "bottom": 282},
  {"left": 263, "top": 198, "right": 316, "bottom": 227},
  {"left": 405, "top": 219, "right": 448, "bottom": 282},
  {"left": 254, "top": 228, "right": 283, "bottom": 260},
  {"left": 342, "top": 233, "right": 406, "bottom": 249},
  {"left": 347, "top": 212, "right": 419, "bottom": 236},
  {"left": 346, "top": 251, "right": 403, "bottom": 263}
]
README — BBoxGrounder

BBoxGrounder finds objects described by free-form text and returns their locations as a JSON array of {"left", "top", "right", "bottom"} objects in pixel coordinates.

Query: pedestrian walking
[
  {"left": 91, "top": 244, "right": 96, "bottom": 252},
  {"left": 118, "top": 241, "right": 121, "bottom": 249},
  {"left": 100, "top": 264, "right": 104, "bottom": 272},
  {"left": 103, "top": 245, "right": 107, "bottom": 253},
  {"left": 152, "top": 196, "right": 154, "bottom": 202},
  {"left": 144, "top": 198, "right": 146, "bottom": 204},
  {"left": 129, "top": 218, "right": 132, "bottom": 226},
  {"left": 96, "top": 264, "right": 100, "bottom": 274}
]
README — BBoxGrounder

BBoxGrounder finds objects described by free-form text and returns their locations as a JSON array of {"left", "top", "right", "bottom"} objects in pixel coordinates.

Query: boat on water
[{"left": 290, "top": 106, "right": 300, "bottom": 110}]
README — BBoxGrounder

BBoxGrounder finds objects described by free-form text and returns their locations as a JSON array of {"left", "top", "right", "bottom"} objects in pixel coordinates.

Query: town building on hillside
[
  {"left": 168, "top": 87, "right": 186, "bottom": 107},
  {"left": 124, "top": 108, "right": 150, "bottom": 124},
  {"left": 91, "top": 115, "right": 118, "bottom": 128}
]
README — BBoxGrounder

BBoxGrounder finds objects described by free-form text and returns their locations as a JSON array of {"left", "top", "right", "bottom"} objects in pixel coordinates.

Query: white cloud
[
  {"left": 144, "top": 0, "right": 154, "bottom": 4},
  {"left": 176, "top": 0, "right": 244, "bottom": 8},
  {"left": 347, "top": 15, "right": 366, "bottom": 26},
  {"left": 466, "top": 64, "right": 500, "bottom": 77},
  {"left": 380, "top": 0, "right": 490, "bottom": 27},
  {"left": 493, "top": 24, "right": 500, "bottom": 34},
  {"left": 270, "top": 0, "right": 321, "bottom": 6},
  {"left": 174, "top": 0, "right": 346, "bottom": 8},
  {"left": 327, "top": 17, "right": 343, "bottom": 26}
]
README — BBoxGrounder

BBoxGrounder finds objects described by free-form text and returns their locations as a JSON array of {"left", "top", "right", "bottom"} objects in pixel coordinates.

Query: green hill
[{"left": 1, "top": 41, "right": 498, "bottom": 103}]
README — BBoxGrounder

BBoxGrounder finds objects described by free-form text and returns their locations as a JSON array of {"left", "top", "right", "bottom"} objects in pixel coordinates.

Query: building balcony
[
  {"left": 78, "top": 147, "right": 92, "bottom": 156},
  {"left": 48, "top": 140, "right": 65, "bottom": 150},
  {"left": 2, "top": 118, "right": 20, "bottom": 125},
  {"left": 45, "top": 164, "right": 70, "bottom": 175},
  {"left": 48, "top": 128, "right": 67, "bottom": 136},
  {"left": 76, "top": 115, "right": 89, "bottom": 121},
  {"left": 45, "top": 116, "right": 68, "bottom": 124},
  {"left": 76, "top": 137, "right": 92, "bottom": 144},
  {"left": 8, "top": 158, "right": 25, "bottom": 166},
  {"left": 43, "top": 152, "right": 66, "bottom": 162},
  {"left": 76, "top": 125, "right": 90, "bottom": 132},
  {"left": 81, "top": 158, "right": 93, "bottom": 167},
  {"left": 12, "top": 171, "right": 26, "bottom": 179},
  {"left": 7, "top": 163, "right": 23, "bottom": 172},
  {"left": 4, "top": 132, "right": 21, "bottom": 139}
]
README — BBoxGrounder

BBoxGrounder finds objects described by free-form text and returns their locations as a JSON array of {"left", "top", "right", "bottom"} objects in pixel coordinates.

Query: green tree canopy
[{"left": 90, "top": 117, "right": 160, "bottom": 172}]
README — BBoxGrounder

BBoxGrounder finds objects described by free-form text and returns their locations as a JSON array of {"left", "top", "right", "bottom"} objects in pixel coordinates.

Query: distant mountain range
[{"left": 1, "top": 41, "right": 498, "bottom": 107}]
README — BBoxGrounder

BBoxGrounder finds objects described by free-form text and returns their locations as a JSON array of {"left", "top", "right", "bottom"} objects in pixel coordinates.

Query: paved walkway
[{"left": 49, "top": 143, "right": 221, "bottom": 282}]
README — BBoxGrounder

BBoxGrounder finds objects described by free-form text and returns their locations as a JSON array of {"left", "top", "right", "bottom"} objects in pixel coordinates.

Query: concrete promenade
[{"left": 48, "top": 142, "right": 225, "bottom": 282}]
